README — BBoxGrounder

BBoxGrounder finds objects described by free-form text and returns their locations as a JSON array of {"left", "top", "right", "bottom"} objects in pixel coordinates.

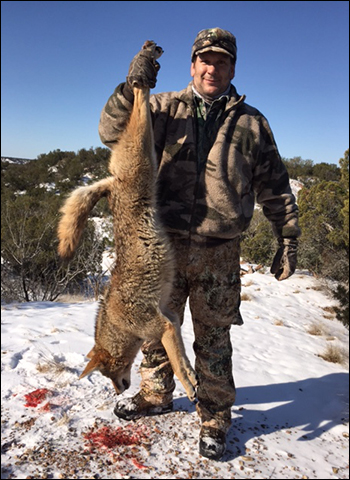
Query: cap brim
[{"left": 195, "top": 46, "right": 234, "bottom": 58}]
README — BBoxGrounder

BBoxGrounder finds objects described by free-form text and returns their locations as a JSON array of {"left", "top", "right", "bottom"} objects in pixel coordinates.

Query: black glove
[
  {"left": 270, "top": 237, "right": 298, "bottom": 281},
  {"left": 126, "top": 40, "right": 163, "bottom": 90}
]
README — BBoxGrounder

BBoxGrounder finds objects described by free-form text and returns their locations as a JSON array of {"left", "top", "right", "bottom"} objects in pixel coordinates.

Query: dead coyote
[{"left": 57, "top": 42, "right": 197, "bottom": 402}]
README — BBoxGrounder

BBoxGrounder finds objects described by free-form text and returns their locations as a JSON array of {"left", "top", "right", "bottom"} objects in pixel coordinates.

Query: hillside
[
  {"left": 1, "top": 149, "right": 110, "bottom": 195},
  {"left": 1, "top": 156, "right": 34, "bottom": 165},
  {"left": 1, "top": 150, "right": 348, "bottom": 321},
  {"left": 1, "top": 267, "right": 349, "bottom": 479}
]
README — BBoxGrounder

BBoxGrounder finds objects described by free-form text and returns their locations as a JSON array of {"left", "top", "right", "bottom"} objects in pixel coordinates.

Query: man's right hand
[{"left": 126, "top": 41, "right": 163, "bottom": 89}]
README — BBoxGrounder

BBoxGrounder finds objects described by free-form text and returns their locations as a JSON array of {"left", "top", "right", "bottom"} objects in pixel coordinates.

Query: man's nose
[{"left": 206, "top": 64, "right": 217, "bottom": 75}]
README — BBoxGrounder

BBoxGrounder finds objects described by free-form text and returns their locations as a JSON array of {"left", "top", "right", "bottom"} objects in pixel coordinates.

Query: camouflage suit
[{"left": 99, "top": 80, "right": 300, "bottom": 432}]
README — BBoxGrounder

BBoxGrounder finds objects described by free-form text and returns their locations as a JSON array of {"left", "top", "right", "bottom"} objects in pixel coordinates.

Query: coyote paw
[
  {"left": 142, "top": 40, "right": 164, "bottom": 59},
  {"left": 184, "top": 367, "right": 199, "bottom": 402}
]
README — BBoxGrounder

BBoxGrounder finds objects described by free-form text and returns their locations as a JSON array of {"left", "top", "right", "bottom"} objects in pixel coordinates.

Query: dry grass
[
  {"left": 322, "top": 306, "right": 337, "bottom": 321},
  {"left": 323, "top": 314, "right": 336, "bottom": 320},
  {"left": 307, "top": 323, "right": 324, "bottom": 336},
  {"left": 274, "top": 319, "right": 284, "bottom": 326},
  {"left": 241, "top": 293, "right": 253, "bottom": 301},
  {"left": 57, "top": 293, "right": 89, "bottom": 303},
  {"left": 323, "top": 306, "right": 336, "bottom": 315},
  {"left": 36, "top": 359, "right": 66, "bottom": 376},
  {"left": 36, "top": 351, "right": 76, "bottom": 385},
  {"left": 318, "top": 344, "right": 346, "bottom": 365},
  {"left": 243, "top": 279, "right": 254, "bottom": 287},
  {"left": 56, "top": 412, "right": 71, "bottom": 427}
]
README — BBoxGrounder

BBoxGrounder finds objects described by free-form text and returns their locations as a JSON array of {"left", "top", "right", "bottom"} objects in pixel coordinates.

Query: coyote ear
[
  {"left": 86, "top": 347, "right": 97, "bottom": 359},
  {"left": 79, "top": 356, "right": 101, "bottom": 379},
  {"left": 79, "top": 350, "right": 109, "bottom": 379}
]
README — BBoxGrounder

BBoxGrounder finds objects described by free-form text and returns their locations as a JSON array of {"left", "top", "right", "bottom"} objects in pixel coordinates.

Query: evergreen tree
[
  {"left": 297, "top": 150, "right": 349, "bottom": 327},
  {"left": 1, "top": 191, "right": 106, "bottom": 302},
  {"left": 241, "top": 209, "right": 276, "bottom": 265}
]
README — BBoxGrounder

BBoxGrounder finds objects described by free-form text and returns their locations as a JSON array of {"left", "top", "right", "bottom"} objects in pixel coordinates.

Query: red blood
[
  {"left": 24, "top": 388, "right": 50, "bottom": 408},
  {"left": 83, "top": 424, "right": 150, "bottom": 469},
  {"left": 40, "top": 402, "right": 52, "bottom": 412},
  {"left": 83, "top": 425, "right": 146, "bottom": 449}
]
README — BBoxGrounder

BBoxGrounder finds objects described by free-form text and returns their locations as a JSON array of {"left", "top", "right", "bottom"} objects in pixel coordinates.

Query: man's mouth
[{"left": 204, "top": 78, "right": 219, "bottom": 85}]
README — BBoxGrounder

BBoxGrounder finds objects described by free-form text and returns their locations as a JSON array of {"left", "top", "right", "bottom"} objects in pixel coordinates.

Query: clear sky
[{"left": 1, "top": 1, "right": 349, "bottom": 164}]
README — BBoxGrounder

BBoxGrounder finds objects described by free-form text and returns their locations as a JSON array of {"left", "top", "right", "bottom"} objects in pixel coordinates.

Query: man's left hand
[{"left": 270, "top": 238, "right": 298, "bottom": 281}]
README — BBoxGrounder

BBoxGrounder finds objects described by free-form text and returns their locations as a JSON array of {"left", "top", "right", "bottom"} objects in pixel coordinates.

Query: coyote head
[{"left": 79, "top": 347, "right": 134, "bottom": 394}]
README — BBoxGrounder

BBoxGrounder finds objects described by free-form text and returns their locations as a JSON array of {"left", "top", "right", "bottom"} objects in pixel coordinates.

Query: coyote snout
[{"left": 57, "top": 41, "right": 198, "bottom": 403}]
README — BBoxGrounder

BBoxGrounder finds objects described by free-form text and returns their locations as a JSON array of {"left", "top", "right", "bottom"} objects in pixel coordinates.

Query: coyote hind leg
[{"left": 159, "top": 313, "right": 198, "bottom": 402}]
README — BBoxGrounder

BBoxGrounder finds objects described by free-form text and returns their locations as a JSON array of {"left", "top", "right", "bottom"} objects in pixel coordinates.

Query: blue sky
[{"left": 1, "top": 1, "right": 349, "bottom": 164}]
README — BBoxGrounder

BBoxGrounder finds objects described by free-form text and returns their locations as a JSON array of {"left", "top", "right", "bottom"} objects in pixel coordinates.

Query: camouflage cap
[{"left": 191, "top": 28, "right": 237, "bottom": 61}]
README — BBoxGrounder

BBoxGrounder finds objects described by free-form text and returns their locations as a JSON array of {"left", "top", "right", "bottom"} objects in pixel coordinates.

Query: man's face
[{"left": 191, "top": 51, "right": 235, "bottom": 99}]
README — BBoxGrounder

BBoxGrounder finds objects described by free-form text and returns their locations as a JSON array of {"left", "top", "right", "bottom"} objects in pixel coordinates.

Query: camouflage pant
[{"left": 140, "top": 236, "right": 243, "bottom": 432}]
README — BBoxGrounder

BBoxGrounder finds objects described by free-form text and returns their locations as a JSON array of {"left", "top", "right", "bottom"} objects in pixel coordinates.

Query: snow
[
  {"left": 290, "top": 179, "right": 304, "bottom": 199},
  {"left": 1, "top": 268, "right": 349, "bottom": 479}
]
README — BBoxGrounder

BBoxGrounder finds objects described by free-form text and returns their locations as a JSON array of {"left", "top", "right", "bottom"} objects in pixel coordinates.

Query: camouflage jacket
[{"left": 99, "top": 82, "right": 301, "bottom": 241}]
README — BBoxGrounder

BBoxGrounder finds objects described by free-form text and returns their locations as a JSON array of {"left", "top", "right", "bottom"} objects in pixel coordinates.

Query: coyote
[{"left": 57, "top": 42, "right": 197, "bottom": 402}]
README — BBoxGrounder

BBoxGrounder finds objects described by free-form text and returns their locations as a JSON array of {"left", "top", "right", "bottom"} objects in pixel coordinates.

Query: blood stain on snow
[
  {"left": 24, "top": 388, "right": 50, "bottom": 408},
  {"left": 83, "top": 424, "right": 148, "bottom": 450},
  {"left": 83, "top": 424, "right": 151, "bottom": 469}
]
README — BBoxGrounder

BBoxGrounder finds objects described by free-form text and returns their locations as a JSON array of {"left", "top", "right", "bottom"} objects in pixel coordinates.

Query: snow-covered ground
[{"left": 1, "top": 268, "right": 349, "bottom": 479}]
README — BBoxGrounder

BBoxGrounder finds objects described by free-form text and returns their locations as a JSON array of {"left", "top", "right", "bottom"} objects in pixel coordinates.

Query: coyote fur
[{"left": 57, "top": 41, "right": 197, "bottom": 402}]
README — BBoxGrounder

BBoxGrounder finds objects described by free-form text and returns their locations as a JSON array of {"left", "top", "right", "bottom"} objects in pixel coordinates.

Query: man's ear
[{"left": 190, "top": 60, "right": 196, "bottom": 78}]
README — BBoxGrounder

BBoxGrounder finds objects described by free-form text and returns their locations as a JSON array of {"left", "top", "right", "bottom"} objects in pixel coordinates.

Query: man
[{"left": 98, "top": 28, "right": 300, "bottom": 461}]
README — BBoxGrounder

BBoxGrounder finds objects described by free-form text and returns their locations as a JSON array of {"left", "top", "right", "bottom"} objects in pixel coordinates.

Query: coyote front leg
[{"left": 159, "top": 314, "right": 198, "bottom": 401}]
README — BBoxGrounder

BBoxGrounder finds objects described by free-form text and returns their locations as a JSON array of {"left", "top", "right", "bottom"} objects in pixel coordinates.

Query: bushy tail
[{"left": 57, "top": 177, "right": 114, "bottom": 260}]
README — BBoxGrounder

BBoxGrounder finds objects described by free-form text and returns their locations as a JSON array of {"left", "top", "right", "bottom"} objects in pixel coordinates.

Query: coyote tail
[{"left": 57, "top": 177, "right": 113, "bottom": 260}]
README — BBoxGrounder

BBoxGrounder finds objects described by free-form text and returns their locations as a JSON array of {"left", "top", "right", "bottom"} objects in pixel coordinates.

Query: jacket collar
[{"left": 176, "top": 81, "right": 246, "bottom": 110}]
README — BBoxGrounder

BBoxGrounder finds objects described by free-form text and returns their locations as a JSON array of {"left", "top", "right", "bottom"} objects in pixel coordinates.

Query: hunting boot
[
  {"left": 114, "top": 342, "right": 175, "bottom": 420},
  {"left": 199, "top": 425, "right": 226, "bottom": 460},
  {"left": 114, "top": 391, "right": 173, "bottom": 420},
  {"left": 196, "top": 404, "right": 231, "bottom": 461}
]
